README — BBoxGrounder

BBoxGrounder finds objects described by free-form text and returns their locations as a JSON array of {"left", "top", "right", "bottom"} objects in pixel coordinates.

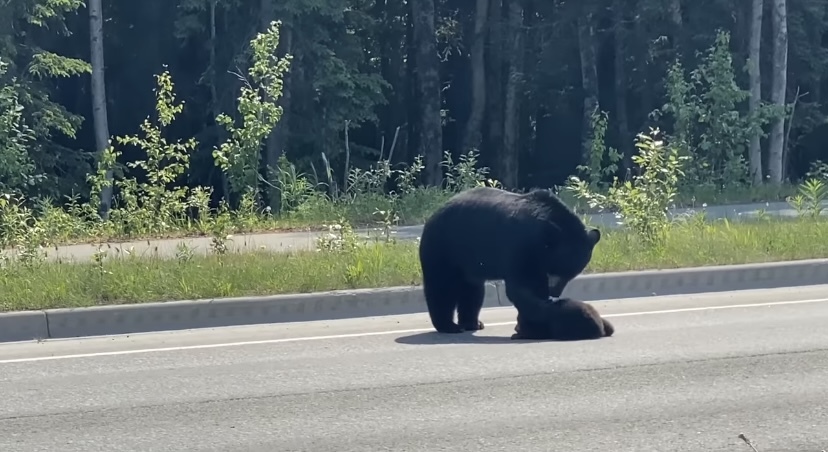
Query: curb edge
[{"left": 2, "top": 258, "right": 828, "bottom": 343}]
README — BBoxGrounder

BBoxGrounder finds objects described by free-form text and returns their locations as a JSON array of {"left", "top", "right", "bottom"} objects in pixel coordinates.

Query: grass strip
[{"left": 1, "top": 217, "right": 827, "bottom": 312}]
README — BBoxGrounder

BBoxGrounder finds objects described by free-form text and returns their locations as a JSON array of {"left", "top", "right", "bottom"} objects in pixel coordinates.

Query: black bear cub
[
  {"left": 511, "top": 297, "right": 614, "bottom": 341},
  {"left": 418, "top": 186, "right": 601, "bottom": 334}
]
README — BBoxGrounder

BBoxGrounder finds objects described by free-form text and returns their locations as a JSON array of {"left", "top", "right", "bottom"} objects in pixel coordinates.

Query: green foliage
[
  {"left": 273, "top": 152, "right": 319, "bottom": 214},
  {"left": 213, "top": 21, "right": 292, "bottom": 199},
  {"left": 785, "top": 152, "right": 828, "bottom": 220},
  {"left": 0, "top": 193, "right": 51, "bottom": 268},
  {"left": 805, "top": 160, "right": 828, "bottom": 181},
  {"left": 24, "top": 0, "right": 85, "bottom": 26},
  {"left": 107, "top": 70, "right": 200, "bottom": 235},
  {"left": 27, "top": 51, "right": 92, "bottom": 79},
  {"left": 577, "top": 109, "right": 623, "bottom": 189},
  {"left": 315, "top": 217, "right": 360, "bottom": 253},
  {"left": 0, "top": 0, "right": 92, "bottom": 196},
  {"left": 67, "top": 68, "right": 261, "bottom": 251},
  {"left": 442, "top": 150, "right": 499, "bottom": 191},
  {"left": 274, "top": 0, "right": 391, "bottom": 163},
  {"left": 656, "top": 30, "right": 785, "bottom": 191},
  {"left": 0, "top": 56, "right": 499, "bottom": 254},
  {"left": 787, "top": 178, "right": 827, "bottom": 219},
  {"left": 0, "top": 59, "right": 41, "bottom": 193},
  {"left": 567, "top": 129, "right": 690, "bottom": 245},
  {"left": 0, "top": 7, "right": 504, "bottom": 256}
]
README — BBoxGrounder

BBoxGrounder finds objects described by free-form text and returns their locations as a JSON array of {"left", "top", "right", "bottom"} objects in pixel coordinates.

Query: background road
[
  {"left": 2, "top": 285, "right": 828, "bottom": 451},
  {"left": 18, "top": 199, "right": 827, "bottom": 262}
]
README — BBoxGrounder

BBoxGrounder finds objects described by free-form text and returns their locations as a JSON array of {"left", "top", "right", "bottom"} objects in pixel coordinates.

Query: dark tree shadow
[{"left": 395, "top": 331, "right": 612, "bottom": 345}]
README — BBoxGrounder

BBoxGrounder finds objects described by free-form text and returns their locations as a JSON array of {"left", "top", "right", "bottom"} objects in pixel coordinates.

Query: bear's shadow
[{"left": 394, "top": 331, "right": 588, "bottom": 345}]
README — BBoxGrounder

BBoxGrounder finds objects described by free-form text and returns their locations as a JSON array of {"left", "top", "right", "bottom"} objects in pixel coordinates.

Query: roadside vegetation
[
  {"left": 1, "top": 24, "right": 827, "bottom": 312},
  {"left": 2, "top": 213, "right": 826, "bottom": 312}
]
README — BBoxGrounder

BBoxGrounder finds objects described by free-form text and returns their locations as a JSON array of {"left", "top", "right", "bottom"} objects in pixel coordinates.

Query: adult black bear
[
  {"left": 418, "top": 186, "right": 601, "bottom": 334},
  {"left": 510, "top": 297, "right": 614, "bottom": 341}
]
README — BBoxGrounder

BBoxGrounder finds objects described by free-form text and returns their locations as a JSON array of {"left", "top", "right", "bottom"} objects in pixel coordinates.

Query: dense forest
[{"left": 1, "top": 0, "right": 827, "bottom": 219}]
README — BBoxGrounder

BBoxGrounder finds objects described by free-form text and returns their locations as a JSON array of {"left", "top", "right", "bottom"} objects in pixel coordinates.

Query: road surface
[
  {"left": 14, "top": 199, "right": 826, "bottom": 262},
  {"left": 2, "top": 285, "right": 828, "bottom": 451}
]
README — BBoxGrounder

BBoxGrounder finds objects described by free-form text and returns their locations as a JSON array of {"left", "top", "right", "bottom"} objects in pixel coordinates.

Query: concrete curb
[
  {"left": 1, "top": 258, "right": 827, "bottom": 343},
  {"left": 0, "top": 311, "right": 49, "bottom": 343}
]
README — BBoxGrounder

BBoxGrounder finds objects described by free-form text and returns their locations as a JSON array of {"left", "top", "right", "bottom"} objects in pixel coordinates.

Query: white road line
[
  {"left": 603, "top": 297, "right": 828, "bottom": 317},
  {"left": 0, "top": 297, "right": 827, "bottom": 365}
]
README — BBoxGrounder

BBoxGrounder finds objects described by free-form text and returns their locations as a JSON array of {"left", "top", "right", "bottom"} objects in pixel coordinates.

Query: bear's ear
[{"left": 586, "top": 228, "right": 601, "bottom": 245}]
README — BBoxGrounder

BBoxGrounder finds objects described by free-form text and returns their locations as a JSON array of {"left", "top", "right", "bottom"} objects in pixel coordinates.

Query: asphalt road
[
  {"left": 19, "top": 199, "right": 827, "bottom": 262},
  {"left": 2, "top": 285, "right": 828, "bottom": 451}
]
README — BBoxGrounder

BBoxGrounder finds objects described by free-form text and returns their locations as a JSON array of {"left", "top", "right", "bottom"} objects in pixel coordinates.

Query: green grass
[{"left": 2, "top": 216, "right": 826, "bottom": 313}]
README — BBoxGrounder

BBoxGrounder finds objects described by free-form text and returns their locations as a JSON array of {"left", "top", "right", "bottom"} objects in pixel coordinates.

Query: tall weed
[{"left": 567, "top": 129, "right": 690, "bottom": 246}]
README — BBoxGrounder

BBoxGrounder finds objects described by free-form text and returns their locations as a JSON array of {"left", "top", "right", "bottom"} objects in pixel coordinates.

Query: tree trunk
[
  {"left": 669, "top": 0, "right": 682, "bottom": 47},
  {"left": 613, "top": 0, "right": 632, "bottom": 174},
  {"left": 747, "top": 0, "right": 764, "bottom": 185},
  {"left": 404, "top": 10, "right": 418, "bottom": 164},
  {"left": 669, "top": 0, "right": 682, "bottom": 27},
  {"left": 767, "top": 0, "right": 788, "bottom": 184},
  {"left": 88, "top": 0, "right": 113, "bottom": 220},
  {"left": 410, "top": 0, "right": 443, "bottom": 186},
  {"left": 460, "top": 0, "right": 489, "bottom": 154},
  {"left": 484, "top": 0, "right": 504, "bottom": 168},
  {"left": 577, "top": 12, "right": 599, "bottom": 165},
  {"left": 207, "top": 0, "right": 232, "bottom": 202},
  {"left": 501, "top": 0, "right": 523, "bottom": 188},
  {"left": 377, "top": 0, "right": 406, "bottom": 162},
  {"left": 633, "top": 8, "right": 653, "bottom": 136},
  {"left": 521, "top": 0, "right": 540, "bottom": 185}
]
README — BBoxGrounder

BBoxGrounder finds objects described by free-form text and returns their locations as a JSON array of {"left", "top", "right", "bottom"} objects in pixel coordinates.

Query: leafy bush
[
  {"left": 566, "top": 129, "right": 690, "bottom": 245},
  {"left": 0, "top": 59, "right": 41, "bottom": 193},
  {"left": 656, "top": 30, "right": 784, "bottom": 193}
]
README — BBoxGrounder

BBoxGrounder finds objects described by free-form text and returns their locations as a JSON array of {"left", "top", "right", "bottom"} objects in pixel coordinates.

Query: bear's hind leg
[
  {"left": 456, "top": 280, "right": 486, "bottom": 332},
  {"left": 422, "top": 266, "right": 465, "bottom": 334}
]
